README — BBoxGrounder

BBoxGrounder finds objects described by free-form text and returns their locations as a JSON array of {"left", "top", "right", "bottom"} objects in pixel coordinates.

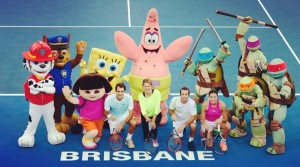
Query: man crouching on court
[{"left": 104, "top": 83, "right": 136, "bottom": 148}]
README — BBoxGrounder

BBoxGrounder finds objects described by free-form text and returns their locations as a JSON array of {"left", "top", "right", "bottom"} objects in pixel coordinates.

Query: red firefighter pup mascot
[{"left": 18, "top": 41, "right": 65, "bottom": 147}]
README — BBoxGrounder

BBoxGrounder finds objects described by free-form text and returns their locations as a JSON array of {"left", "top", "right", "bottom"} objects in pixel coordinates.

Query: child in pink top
[{"left": 63, "top": 73, "right": 112, "bottom": 149}]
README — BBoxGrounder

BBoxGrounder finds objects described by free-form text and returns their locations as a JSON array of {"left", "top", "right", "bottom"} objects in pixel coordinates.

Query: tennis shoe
[
  {"left": 125, "top": 139, "right": 135, "bottom": 149},
  {"left": 153, "top": 139, "right": 159, "bottom": 147},
  {"left": 220, "top": 140, "right": 228, "bottom": 152},
  {"left": 188, "top": 141, "right": 195, "bottom": 151}
]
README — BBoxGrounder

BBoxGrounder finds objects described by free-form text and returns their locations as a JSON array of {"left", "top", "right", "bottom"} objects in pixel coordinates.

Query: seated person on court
[
  {"left": 169, "top": 87, "right": 197, "bottom": 151},
  {"left": 104, "top": 83, "right": 136, "bottom": 149},
  {"left": 138, "top": 78, "right": 162, "bottom": 147},
  {"left": 200, "top": 89, "right": 231, "bottom": 151}
]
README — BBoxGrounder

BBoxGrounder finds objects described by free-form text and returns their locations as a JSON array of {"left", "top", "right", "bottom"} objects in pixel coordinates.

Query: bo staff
[
  {"left": 216, "top": 10, "right": 278, "bottom": 29},
  {"left": 181, "top": 28, "right": 205, "bottom": 76}
]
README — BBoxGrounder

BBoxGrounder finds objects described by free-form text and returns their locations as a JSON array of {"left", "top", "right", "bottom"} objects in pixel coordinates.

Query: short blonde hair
[{"left": 142, "top": 78, "right": 152, "bottom": 86}]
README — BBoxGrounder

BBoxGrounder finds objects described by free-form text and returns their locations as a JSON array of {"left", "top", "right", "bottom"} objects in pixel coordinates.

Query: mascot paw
[
  {"left": 56, "top": 122, "right": 70, "bottom": 133},
  {"left": 229, "top": 128, "right": 247, "bottom": 138},
  {"left": 48, "top": 132, "right": 66, "bottom": 145},
  {"left": 71, "top": 123, "right": 83, "bottom": 134},
  {"left": 62, "top": 113, "right": 79, "bottom": 126},
  {"left": 18, "top": 134, "right": 35, "bottom": 147},
  {"left": 250, "top": 137, "right": 266, "bottom": 147}
]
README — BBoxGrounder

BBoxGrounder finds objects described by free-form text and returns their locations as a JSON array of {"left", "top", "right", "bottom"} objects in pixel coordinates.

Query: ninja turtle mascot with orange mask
[
  {"left": 262, "top": 58, "right": 296, "bottom": 155},
  {"left": 43, "top": 34, "right": 87, "bottom": 133},
  {"left": 230, "top": 76, "right": 267, "bottom": 148}
]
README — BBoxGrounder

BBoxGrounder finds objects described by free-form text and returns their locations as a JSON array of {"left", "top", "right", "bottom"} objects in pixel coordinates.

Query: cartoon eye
[
  {"left": 61, "top": 50, "right": 67, "bottom": 55},
  {"left": 85, "top": 90, "right": 90, "bottom": 94},
  {"left": 96, "top": 59, "right": 107, "bottom": 69},
  {"left": 144, "top": 33, "right": 152, "bottom": 44},
  {"left": 109, "top": 62, "right": 120, "bottom": 72},
  {"left": 34, "top": 61, "right": 39, "bottom": 65},
  {"left": 151, "top": 34, "right": 159, "bottom": 44},
  {"left": 94, "top": 90, "right": 100, "bottom": 94},
  {"left": 44, "top": 61, "right": 48, "bottom": 64}
]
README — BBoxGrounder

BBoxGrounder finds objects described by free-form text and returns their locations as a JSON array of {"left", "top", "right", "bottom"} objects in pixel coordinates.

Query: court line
[
  {"left": 1, "top": 93, "right": 300, "bottom": 96},
  {"left": 127, "top": 0, "right": 131, "bottom": 27},
  {"left": 258, "top": 0, "right": 300, "bottom": 64},
  {"left": 0, "top": 26, "right": 269, "bottom": 28}
]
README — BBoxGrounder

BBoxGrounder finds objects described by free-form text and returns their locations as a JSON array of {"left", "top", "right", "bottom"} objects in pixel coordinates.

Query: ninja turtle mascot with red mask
[
  {"left": 43, "top": 34, "right": 87, "bottom": 133},
  {"left": 262, "top": 58, "right": 296, "bottom": 155}
]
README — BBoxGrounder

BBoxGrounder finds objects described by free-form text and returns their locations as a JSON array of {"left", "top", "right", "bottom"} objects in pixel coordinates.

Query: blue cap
[{"left": 47, "top": 35, "right": 69, "bottom": 50}]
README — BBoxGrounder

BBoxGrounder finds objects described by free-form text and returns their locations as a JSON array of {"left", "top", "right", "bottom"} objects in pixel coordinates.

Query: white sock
[
  {"left": 188, "top": 137, "right": 194, "bottom": 142},
  {"left": 126, "top": 133, "right": 133, "bottom": 140}
]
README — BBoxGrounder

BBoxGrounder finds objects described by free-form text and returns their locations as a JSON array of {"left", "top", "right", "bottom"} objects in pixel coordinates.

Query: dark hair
[
  {"left": 208, "top": 89, "right": 218, "bottom": 96},
  {"left": 180, "top": 87, "right": 190, "bottom": 95},
  {"left": 73, "top": 73, "right": 112, "bottom": 95},
  {"left": 115, "top": 82, "right": 126, "bottom": 91}
]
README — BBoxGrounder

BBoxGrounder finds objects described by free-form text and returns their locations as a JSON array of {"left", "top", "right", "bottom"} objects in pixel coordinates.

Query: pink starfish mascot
[{"left": 114, "top": 8, "right": 193, "bottom": 125}]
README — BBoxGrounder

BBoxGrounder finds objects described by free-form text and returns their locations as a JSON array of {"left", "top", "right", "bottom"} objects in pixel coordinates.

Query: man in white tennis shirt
[
  {"left": 169, "top": 87, "right": 197, "bottom": 151},
  {"left": 104, "top": 83, "right": 136, "bottom": 149}
]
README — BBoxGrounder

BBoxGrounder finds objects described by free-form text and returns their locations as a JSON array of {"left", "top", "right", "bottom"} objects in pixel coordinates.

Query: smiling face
[
  {"left": 53, "top": 49, "right": 70, "bottom": 67},
  {"left": 79, "top": 88, "right": 105, "bottom": 101},
  {"left": 208, "top": 92, "right": 218, "bottom": 105},
  {"left": 180, "top": 89, "right": 190, "bottom": 104},
  {"left": 87, "top": 48, "right": 127, "bottom": 82},
  {"left": 29, "top": 60, "right": 53, "bottom": 78},
  {"left": 139, "top": 8, "right": 163, "bottom": 56}
]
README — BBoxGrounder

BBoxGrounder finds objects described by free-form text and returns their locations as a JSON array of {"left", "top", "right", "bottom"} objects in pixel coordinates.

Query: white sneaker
[
  {"left": 125, "top": 139, "right": 135, "bottom": 149},
  {"left": 153, "top": 139, "right": 159, "bottom": 147}
]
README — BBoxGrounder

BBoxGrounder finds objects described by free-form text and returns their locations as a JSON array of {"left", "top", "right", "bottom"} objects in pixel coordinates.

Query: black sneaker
[{"left": 188, "top": 141, "right": 195, "bottom": 151}]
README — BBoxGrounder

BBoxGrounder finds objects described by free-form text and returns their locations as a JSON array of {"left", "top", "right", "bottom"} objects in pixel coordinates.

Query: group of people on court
[{"left": 99, "top": 77, "right": 229, "bottom": 152}]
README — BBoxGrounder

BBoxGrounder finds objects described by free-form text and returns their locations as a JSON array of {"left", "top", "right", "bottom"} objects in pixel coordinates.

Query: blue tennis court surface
[{"left": 0, "top": 0, "right": 299, "bottom": 167}]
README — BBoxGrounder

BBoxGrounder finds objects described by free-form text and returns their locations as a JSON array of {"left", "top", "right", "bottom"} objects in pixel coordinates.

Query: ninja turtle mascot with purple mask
[
  {"left": 184, "top": 43, "right": 231, "bottom": 120},
  {"left": 227, "top": 17, "right": 269, "bottom": 121},
  {"left": 262, "top": 58, "right": 296, "bottom": 155}
]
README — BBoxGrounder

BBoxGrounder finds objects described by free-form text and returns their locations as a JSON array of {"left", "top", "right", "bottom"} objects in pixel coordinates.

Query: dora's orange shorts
[{"left": 80, "top": 118, "right": 104, "bottom": 137}]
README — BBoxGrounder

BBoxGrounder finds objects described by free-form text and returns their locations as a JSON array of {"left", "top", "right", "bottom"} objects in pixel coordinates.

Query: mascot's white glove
[
  {"left": 18, "top": 134, "right": 35, "bottom": 147},
  {"left": 279, "top": 91, "right": 289, "bottom": 98},
  {"left": 48, "top": 132, "right": 66, "bottom": 145}
]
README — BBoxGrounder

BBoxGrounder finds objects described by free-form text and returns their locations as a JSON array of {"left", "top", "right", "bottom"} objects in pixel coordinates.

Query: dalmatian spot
[
  {"left": 33, "top": 84, "right": 38, "bottom": 88},
  {"left": 28, "top": 80, "right": 34, "bottom": 86},
  {"left": 48, "top": 77, "right": 54, "bottom": 81},
  {"left": 28, "top": 115, "right": 32, "bottom": 123}
]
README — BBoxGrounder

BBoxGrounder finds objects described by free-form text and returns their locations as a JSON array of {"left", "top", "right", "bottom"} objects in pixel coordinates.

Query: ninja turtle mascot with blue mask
[
  {"left": 184, "top": 44, "right": 231, "bottom": 121},
  {"left": 262, "top": 58, "right": 296, "bottom": 155}
]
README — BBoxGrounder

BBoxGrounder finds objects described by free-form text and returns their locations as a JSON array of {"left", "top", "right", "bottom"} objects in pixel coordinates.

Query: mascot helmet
[
  {"left": 197, "top": 47, "right": 214, "bottom": 63},
  {"left": 239, "top": 76, "right": 256, "bottom": 91},
  {"left": 246, "top": 35, "right": 260, "bottom": 51},
  {"left": 22, "top": 41, "right": 57, "bottom": 61}
]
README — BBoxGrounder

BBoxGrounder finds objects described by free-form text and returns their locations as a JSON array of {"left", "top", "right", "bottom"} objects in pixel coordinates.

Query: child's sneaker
[{"left": 153, "top": 139, "right": 159, "bottom": 147}]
